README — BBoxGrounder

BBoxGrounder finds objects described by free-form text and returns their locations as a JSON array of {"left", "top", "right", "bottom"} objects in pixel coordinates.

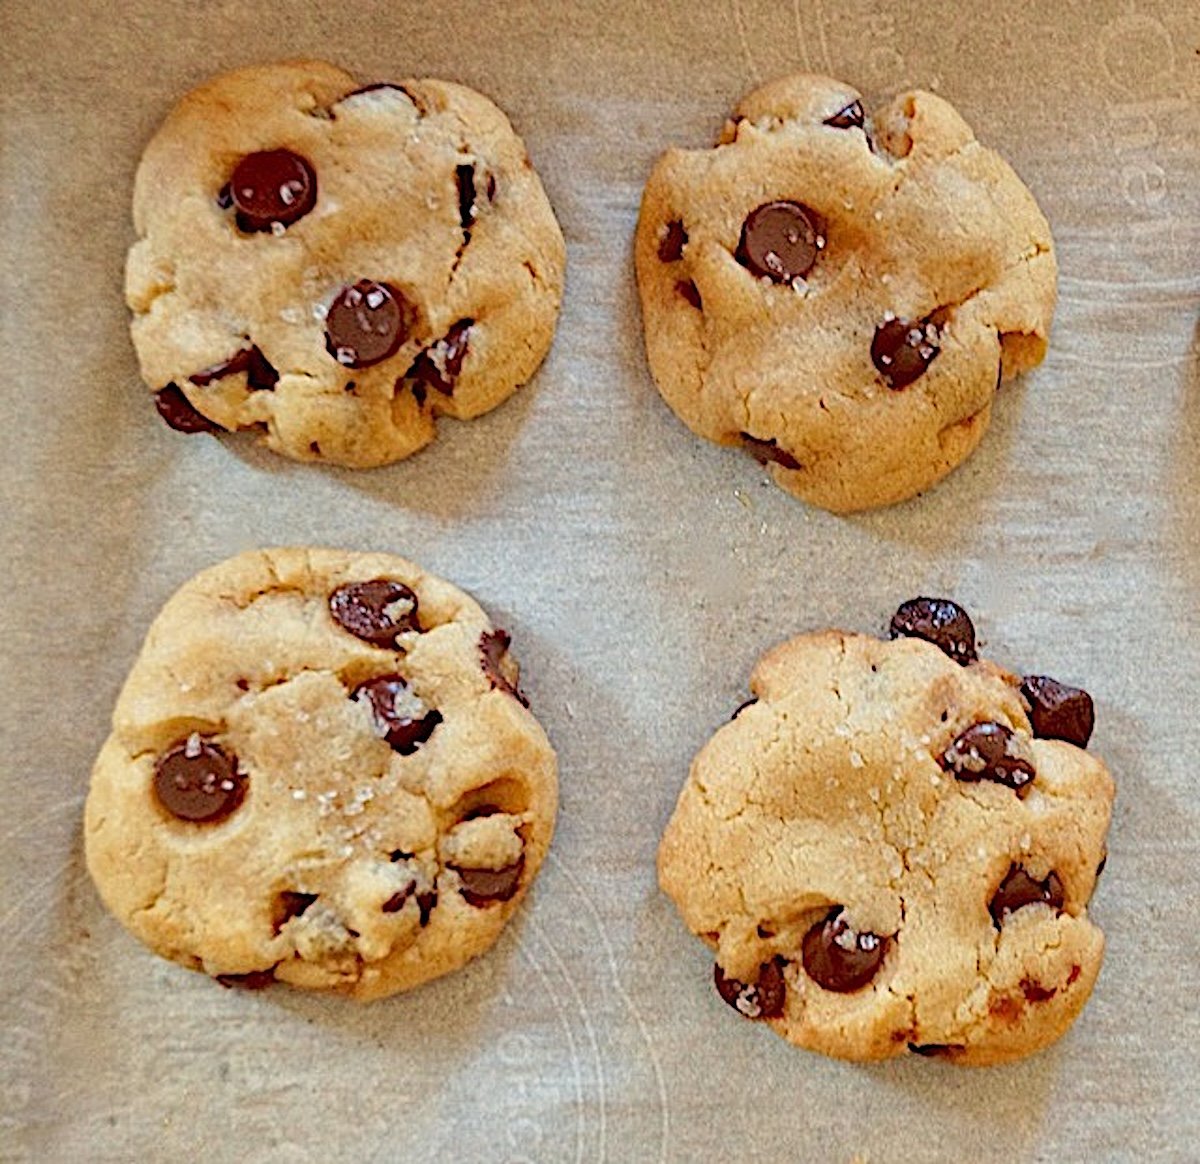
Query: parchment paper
[{"left": 3, "top": 2, "right": 1198, "bottom": 1160}]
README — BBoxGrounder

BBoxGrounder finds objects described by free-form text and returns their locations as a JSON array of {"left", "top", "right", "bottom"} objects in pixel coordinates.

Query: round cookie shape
[
  {"left": 84, "top": 548, "right": 557, "bottom": 1000},
  {"left": 634, "top": 74, "right": 1057, "bottom": 513},
  {"left": 126, "top": 61, "right": 566, "bottom": 467},
  {"left": 657, "top": 604, "right": 1113, "bottom": 1065}
]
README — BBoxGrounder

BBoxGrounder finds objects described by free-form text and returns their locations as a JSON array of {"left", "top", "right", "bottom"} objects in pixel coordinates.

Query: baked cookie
[
  {"left": 84, "top": 548, "right": 557, "bottom": 1000},
  {"left": 127, "top": 61, "right": 565, "bottom": 467},
  {"left": 657, "top": 599, "right": 1112, "bottom": 1064},
  {"left": 635, "top": 75, "right": 1057, "bottom": 512}
]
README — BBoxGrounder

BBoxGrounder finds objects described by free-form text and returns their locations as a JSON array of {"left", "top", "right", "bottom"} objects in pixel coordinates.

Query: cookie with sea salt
[
  {"left": 127, "top": 60, "right": 565, "bottom": 466},
  {"left": 84, "top": 548, "right": 557, "bottom": 999},
  {"left": 657, "top": 599, "right": 1112, "bottom": 1064},
  {"left": 635, "top": 74, "right": 1057, "bottom": 512}
]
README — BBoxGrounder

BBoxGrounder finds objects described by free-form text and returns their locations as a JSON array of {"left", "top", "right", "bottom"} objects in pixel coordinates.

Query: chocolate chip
[
  {"left": 454, "top": 858, "right": 524, "bottom": 907},
  {"left": 908, "top": 1043, "right": 963, "bottom": 1057},
  {"left": 154, "top": 384, "right": 223, "bottom": 433},
  {"left": 824, "top": 100, "right": 865, "bottom": 130},
  {"left": 226, "top": 149, "right": 317, "bottom": 232},
  {"left": 1095, "top": 852, "right": 1107, "bottom": 880},
  {"left": 153, "top": 738, "right": 246, "bottom": 823},
  {"left": 324, "top": 281, "right": 413, "bottom": 368},
  {"left": 736, "top": 201, "right": 823, "bottom": 283},
  {"left": 713, "top": 957, "right": 787, "bottom": 1019},
  {"left": 381, "top": 885, "right": 414, "bottom": 913},
  {"left": 889, "top": 598, "right": 977, "bottom": 665},
  {"left": 989, "top": 865, "right": 1065, "bottom": 927},
  {"left": 416, "top": 890, "right": 437, "bottom": 926},
  {"left": 801, "top": 908, "right": 888, "bottom": 993},
  {"left": 659, "top": 220, "right": 687, "bottom": 262},
  {"left": 352, "top": 675, "right": 441, "bottom": 755},
  {"left": 1021, "top": 979, "right": 1057, "bottom": 1003},
  {"left": 940, "top": 722, "right": 1035, "bottom": 796},
  {"left": 675, "top": 279, "right": 702, "bottom": 309},
  {"left": 272, "top": 892, "right": 317, "bottom": 934},
  {"left": 188, "top": 344, "right": 279, "bottom": 392},
  {"left": 1020, "top": 675, "right": 1095, "bottom": 748},
  {"left": 732, "top": 697, "right": 759, "bottom": 719},
  {"left": 329, "top": 579, "right": 420, "bottom": 646},
  {"left": 741, "top": 433, "right": 802, "bottom": 470},
  {"left": 216, "top": 970, "right": 276, "bottom": 990},
  {"left": 456, "top": 164, "right": 477, "bottom": 237},
  {"left": 872, "top": 317, "right": 941, "bottom": 389},
  {"left": 403, "top": 320, "right": 473, "bottom": 398},
  {"left": 480, "top": 630, "right": 529, "bottom": 707}
]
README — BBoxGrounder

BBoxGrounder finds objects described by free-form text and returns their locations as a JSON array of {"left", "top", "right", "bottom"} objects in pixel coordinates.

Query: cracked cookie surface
[
  {"left": 127, "top": 61, "right": 565, "bottom": 467},
  {"left": 634, "top": 74, "right": 1057, "bottom": 513},
  {"left": 657, "top": 613, "right": 1112, "bottom": 1064},
  {"left": 84, "top": 548, "right": 557, "bottom": 1000}
]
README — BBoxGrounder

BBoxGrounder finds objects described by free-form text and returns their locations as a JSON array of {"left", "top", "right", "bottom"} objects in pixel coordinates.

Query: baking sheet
[{"left": 2, "top": 1, "right": 1199, "bottom": 1160}]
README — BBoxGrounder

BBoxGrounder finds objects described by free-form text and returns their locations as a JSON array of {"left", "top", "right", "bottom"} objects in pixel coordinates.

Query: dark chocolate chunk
[
  {"left": 940, "top": 722, "right": 1035, "bottom": 795},
  {"left": 479, "top": 630, "right": 529, "bottom": 707},
  {"left": 675, "top": 279, "right": 702, "bottom": 309},
  {"left": 324, "top": 280, "right": 413, "bottom": 368},
  {"left": 403, "top": 320, "right": 473, "bottom": 398},
  {"left": 216, "top": 970, "right": 276, "bottom": 990},
  {"left": 1020, "top": 675, "right": 1095, "bottom": 748},
  {"left": 188, "top": 345, "right": 279, "bottom": 392},
  {"left": 989, "top": 865, "right": 1065, "bottom": 927},
  {"left": 352, "top": 675, "right": 441, "bottom": 755},
  {"left": 1021, "top": 979, "right": 1057, "bottom": 1003},
  {"left": 381, "top": 885, "right": 415, "bottom": 914},
  {"left": 329, "top": 579, "right": 420, "bottom": 646},
  {"left": 736, "top": 201, "right": 823, "bottom": 283},
  {"left": 801, "top": 908, "right": 888, "bottom": 993},
  {"left": 824, "top": 100, "right": 865, "bottom": 130},
  {"left": 889, "top": 598, "right": 977, "bottom": 665},
  {"left": 226, "top": 149, "right": 317, "bottom": 232},
  {"left": 457, "top": 163, "right": 477, "bottom": 236},
  {"left": 871, "top": 317, "right": 941, "bottom": 389},
  {"left": 714, "top": 957, "right": 787, "bottom": 1019},
  {"left": 741, "top": 433, "right": 802, "bottom": 470},
  {"left": 908, "top": 1042, "right": 964, "bottom": 1057},
  {"left": 454, "top": 858, "right": 524, "bottom": 907},
  {"left": 416, "top": 890, "right": 437, "bottom": 926},
  {"left": 153, "top": 738, "right": 246, "bottom": 823},
  {"left": 154, "top": 384, "right": 223, "bottom": 433},
  {"left": 659, "top": 219, "right": 688, "bottom": 262}
]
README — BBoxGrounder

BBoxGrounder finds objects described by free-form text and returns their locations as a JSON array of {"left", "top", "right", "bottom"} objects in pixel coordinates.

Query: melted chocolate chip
[
  {"left": 675, "top": 279, "right": 702, "bottom": 309},
  {"left": 1021, "top": 979, "right": 1057, "bottom": 1003},
  {"left": 714, "top": 957, "right": 787, "bottom": 1020},
  {"left": 324, "top": 281, "right": 413, "bottom": 368},
  {"left": 226, "top": 149, "right": 317, "bottom": 232},
  {"left": 737, "top": 201, "right": 823, "bottom": 283},
  {"left": 153, "top": 738, "right": 246, "bottom": 823},
  {"left": 216, "top": 970, "right": 276, "bottom": 990},
  {"left": 824, "top": 100, "right": 865, "bottom": 130},
  {"left": 1020, "top": 675, "right": 1095, "bottom": 748},
  {"left": 272, "top": 892, "right": 317, "bottom": 934},
  {"left": 352, "top": 675, "right": 441, "bottom": 755},
  {"left": 457, "top": 164, "right": 477, "bottom": 236},
  {"left": 889, "top": 598, "right": 977, "bottom": 665},
  {"left": 188, "top": 345, "right": 279, "bottom": 392},
  {"left": 454, "top": 858, "right": 524, "bottom": 907},
  {"left": 801, "top": 909, "right": 888, "bottom": 993},
  {"left": 479, "top": 630, "right": 529, "bottom": 707},
  {"left": 872, "top": 317, "right": 941, "bottom": 389},
  {"left": 329, "top": 579, "right": 420, "bottom": 646},
  {"left": 659, "top": 220, "right": 688, "bottom": 262},
  {"left": 741, "top": 433, "right": 802, "bottom": 470},
  {"left": 989, "top": 865, "right": 1065, "bottom": 927},
  {"left": 403, "top": 320, "right": 473, "bottom": 399},
  {"left": 416, "top": 890, "right": 437, "bottom": 926},
  {"left": 381, "top": 885, "right": 415, "bottom": 914},
  {"left": 154, "top": 384, "right": 223, "bottom": 433},
  {"left": 908, "top": 1042, "right": 964, "bottom": 1057},
  {"left": 941, "top": 722, "right": 1035, "bottom": 795}
]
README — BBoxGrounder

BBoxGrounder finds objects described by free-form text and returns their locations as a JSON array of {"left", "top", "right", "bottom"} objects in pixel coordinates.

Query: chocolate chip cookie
[
  {"left": 84, "top": 549, "right": 557, "bottom": 999},
  {"left": 127, "top": 61, "right": 565, "bottom": 466},
  {"left": 657, "top": 599, "right": 1112, "bottom": 1064},
  {"left": 635, "top": 75, "right": 1057, "bottom": 512}
]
